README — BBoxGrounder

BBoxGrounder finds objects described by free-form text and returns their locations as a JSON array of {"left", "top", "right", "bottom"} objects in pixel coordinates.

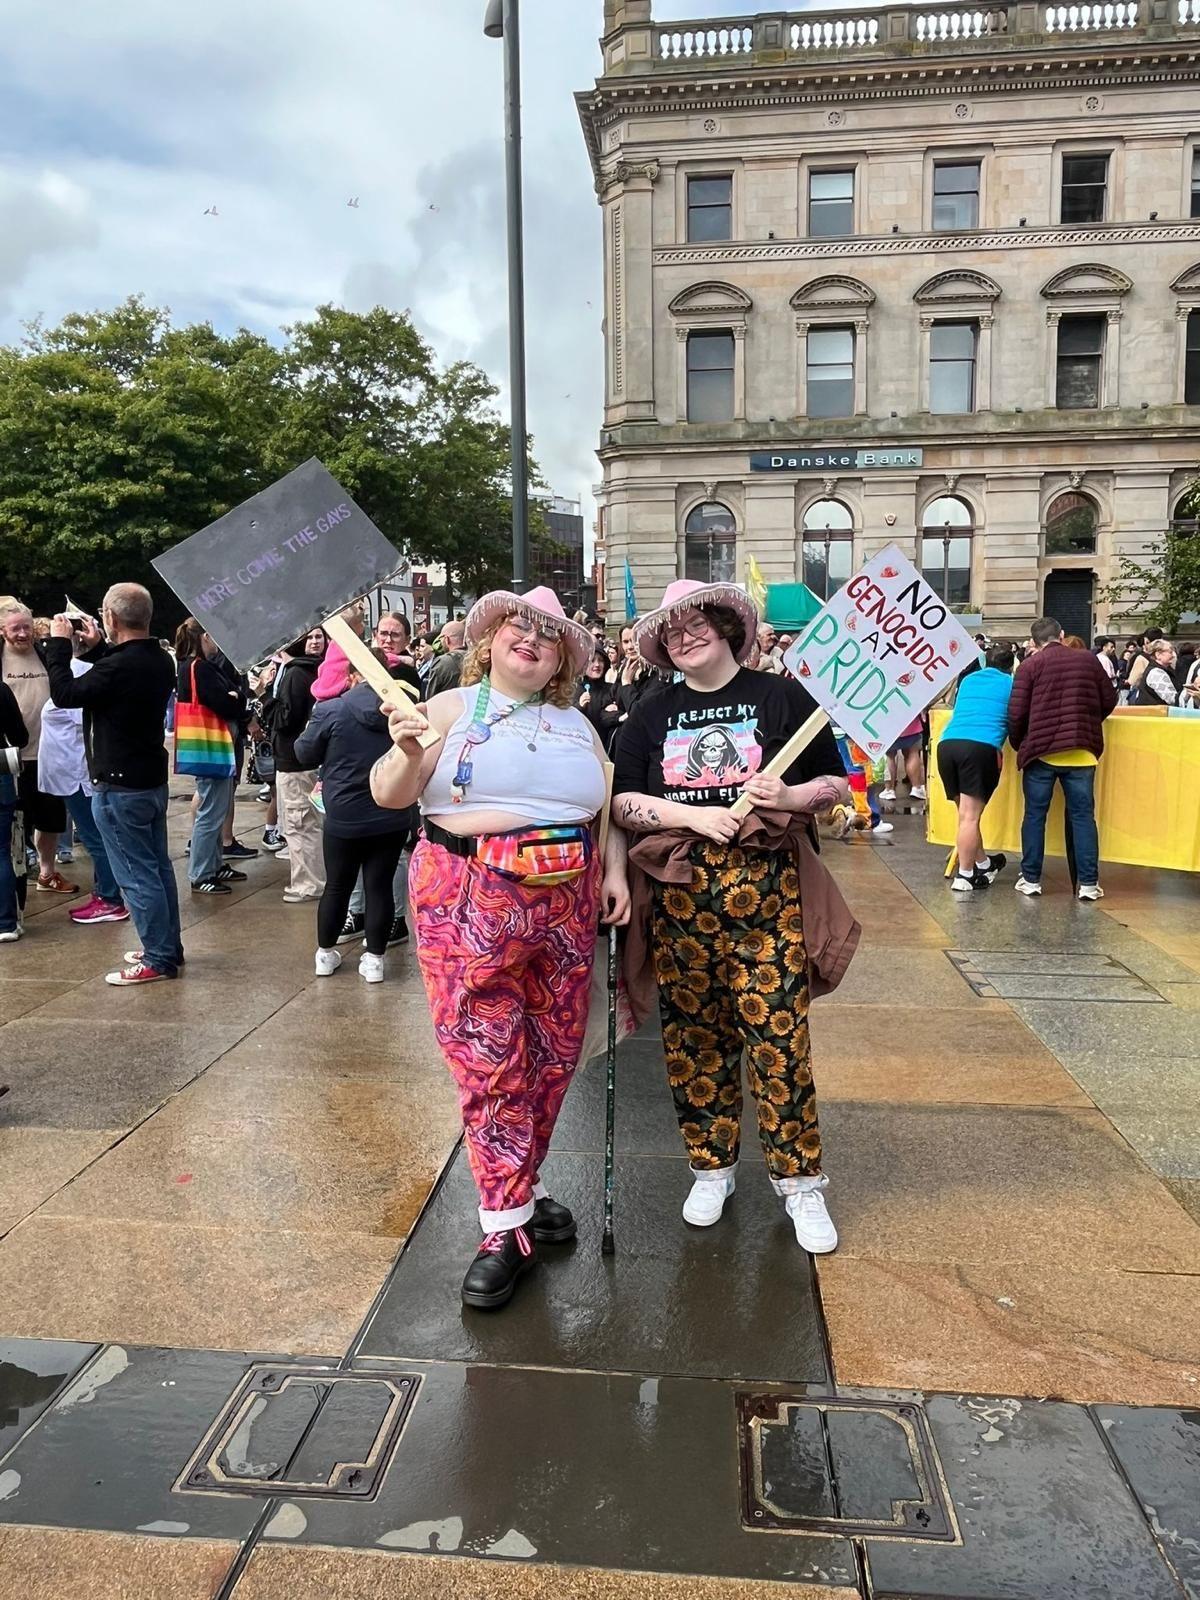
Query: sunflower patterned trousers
[{"left": 650, "top": 840, "right": 822, "bottom": 1186}]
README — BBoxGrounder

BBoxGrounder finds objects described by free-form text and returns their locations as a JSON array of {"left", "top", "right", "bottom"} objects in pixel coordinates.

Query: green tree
[{"left": 1103, "top": 473, "right": 1200, "bottom": 631}]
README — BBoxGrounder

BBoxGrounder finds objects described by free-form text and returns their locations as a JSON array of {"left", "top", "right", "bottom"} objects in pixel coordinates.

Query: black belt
[{"left": 423, "top": 819, "right": 480, "bottom": 858}]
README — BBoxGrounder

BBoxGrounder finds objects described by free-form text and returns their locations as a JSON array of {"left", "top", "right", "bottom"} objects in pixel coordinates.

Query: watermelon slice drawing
[
  {"left": 845, "top": 614, "right": 857, "bottom": 633},
  {"left": 898, "top": 670, "right": 915, "bottom": 686},
  {"left": 796, "top": 660, "right": 812, "bottom": 678},
  {"left": 949, "top": 638, "right": 960, "bottom": 656},
  {"left": 880, "top": 565, "right": 900, "bottom": 579}
]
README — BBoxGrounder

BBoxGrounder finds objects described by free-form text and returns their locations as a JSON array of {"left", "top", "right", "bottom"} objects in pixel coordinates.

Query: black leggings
[{"left": 318, "top": 830, "right": 405, "bottom": 955}]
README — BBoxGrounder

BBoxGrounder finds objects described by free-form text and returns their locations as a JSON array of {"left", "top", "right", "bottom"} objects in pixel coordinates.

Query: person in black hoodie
[
  {"left": 293, "top": 650, "right": 416, "bottom": 982},
  {"left": 176, "top": 621, "right": 246, "bottom": 896},
  {"left": 0, "top": 680, "right": 29, "bottom": 939},
  {"left": 575, "top": 648, "right": 621, "bottom": 749},
  {"left": 269, "top": 631, "right": 325, "bottom": 903}
]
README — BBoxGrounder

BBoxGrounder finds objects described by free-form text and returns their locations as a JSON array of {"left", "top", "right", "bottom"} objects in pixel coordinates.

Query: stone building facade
[{"left": 578, "top": 0, "right": 1200, "bottom": 637}]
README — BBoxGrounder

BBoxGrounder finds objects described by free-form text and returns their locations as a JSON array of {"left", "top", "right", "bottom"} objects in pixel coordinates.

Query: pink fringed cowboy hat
[
  {"left": 464, "top": 585, "right": 593, "bottom": 675},
  {"left": 633, "top": 578, "right": 759, "bottom": 672}
]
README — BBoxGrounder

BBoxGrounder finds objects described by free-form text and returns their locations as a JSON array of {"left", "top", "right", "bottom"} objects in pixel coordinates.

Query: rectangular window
[
  {"left": 686, "top": 331, "right": 735, "bottom": 422},
  {"left": 808, "top": 170, "right": 854, "bottom": 237},
  {"left": 1060, "top": 153, "right": 1109, "bottom": 223},
  {"left": 803, "top": 538, "right": 853, "bottom": 601},
  {"left": 806, "top": 327, "right": 855, "bottom": 419},
  {"left": 1186, "top": 310, "right": 1200, "bottom": 405},
  {"left": 929, "top": 322, "right": 976, "bottom": 414},
  {"left": 920, "top": 537, "right": 971, "bottom": 607},
  {"left": 932, "top": 162, "right": 980, "bottom": 230},
  {"left": 1192, "top": 151, "right": 1200, "bottom": 220},
  {"left": 1056, "top": 315, "right": 1105, "bottom": 408},
  {"left": 686, "top": 176, "right": 732, "bottom": 242}
]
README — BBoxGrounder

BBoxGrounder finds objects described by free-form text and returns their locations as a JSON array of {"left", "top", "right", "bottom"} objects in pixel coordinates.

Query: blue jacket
[
  {"left": 293, "top": 683, "right": 415, "bottom": 839},
  {"left": 944, "top": 668, "right": 1013, "bottom": 749}
]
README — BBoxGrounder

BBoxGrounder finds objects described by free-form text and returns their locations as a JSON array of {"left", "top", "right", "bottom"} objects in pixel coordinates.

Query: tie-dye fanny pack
[{"left": 475, "top": 824, "right": 592, "bottom": 886}]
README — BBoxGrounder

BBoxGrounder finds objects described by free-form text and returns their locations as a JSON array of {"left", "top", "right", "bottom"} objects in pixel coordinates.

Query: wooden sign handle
[
  {"left": 598, "top": 759, "right": 614, "bottom": 862},
  {"left": 730, "top": 707, "right": 831, "bottom": 820},
  {"left": 323, "top": 615, "right": 440, "bottom": 751}
]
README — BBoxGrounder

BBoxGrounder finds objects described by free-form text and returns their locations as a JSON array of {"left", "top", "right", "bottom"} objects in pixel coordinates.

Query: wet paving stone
[
  {"left": 0, "top": 1339, "right": 97, "bottom": 1461},
  {"left": 0, "top": 1344, "right": 298, "bottom": 1542},
  {"left": 297, "top": 1360, "right": 858, "bottom": 1589},
  {"left": 549, "top": 1044, "right": 684, "bottom": 1159},
  {"left": 1096, "top": 1405, "right": 1200, "bottom": 1598},
  {"left": 358, "top": 1149, "right": 828, "bottom": 1385},
  {"left": 864, "top": 1393, "right": 1182, "bottom": 1599}
]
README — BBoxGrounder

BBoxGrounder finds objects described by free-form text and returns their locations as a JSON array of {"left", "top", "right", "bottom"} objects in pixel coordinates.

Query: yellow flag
[{"left": 746, "top": 554, "right": 767, "bottom": 616}]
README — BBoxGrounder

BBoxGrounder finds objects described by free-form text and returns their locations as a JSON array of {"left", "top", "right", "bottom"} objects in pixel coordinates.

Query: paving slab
[
  {"left": 359, "top": 1149, "right": 828, "bottom": 1384},
  {"left": 0, "top": 1337, "right": 97, "bottom": 1460},
  {"left": 1099, "top": 1109, "right": 1200, "bottom": 1182},
  {"left": 233, "top": 1544, "right": 855, "bottom": 1599},
  {"left": 1010, "top": 999, "right": 1200, "bottom": 1063},
  {"left": 822, "top": 1102, "right": 1200, "bottom": 1272},
  {"left": 1166, "top": 1180, "right": 1200, "bottom": 1226},
  {"left": 0, "top": 1128, "right": 119, "bottom": 1235},
  {"left": 865, "top": 1393, "right": 1182, "bottom": 1600},
  {"left": 814, "top": 1053, "right": 1092, "bottom": 1108},
  {"left": 0, "top": 1216, "right": 396, "bottom": 1355},
  {"left": 36, "top": 972, "right": 305, "bottom": 1029},
  {"left": 280, "top": 1361, "right": 856, "bottom": 1588},
  {"left": 818, "top": 1256, "right": 1200, "bottom": 1406},
  {"left": 0, "top": 1019, "right": 250, "bottom": 1130},
  {"left": 812, "top": 948, "right": 982, "bottom": 1008},
  {"left": 0, "top": 977, "right": 85, "bottom": 1019},
  {"left": 0, "top": 1526, "right": 236, "bottom": 1600},
  {"left": 1096, "top": 1403, "right": 1200, "bottom": 1598},
  {"left": 548, "top": 1049, "right": 686, "bottom": 1159},
  {"left": 0, "top": 1344, "right": 270, "bottom": 1541},
  {"left": 809, "top": 1003, "right": 1054, "bottom": 1075}
]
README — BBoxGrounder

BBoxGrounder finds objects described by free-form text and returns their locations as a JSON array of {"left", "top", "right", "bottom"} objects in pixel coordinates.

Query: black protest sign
[{"left": 152, "top": 459, "right": 402, "bottom": 669}]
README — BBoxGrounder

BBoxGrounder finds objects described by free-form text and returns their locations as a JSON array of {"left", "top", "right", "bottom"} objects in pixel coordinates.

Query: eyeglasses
[
  {"left": 505, "top": 615, "right": 562, "bottom": 647},
  {"left": 662, "top": 616, "right": 713, "bottom": 648}
]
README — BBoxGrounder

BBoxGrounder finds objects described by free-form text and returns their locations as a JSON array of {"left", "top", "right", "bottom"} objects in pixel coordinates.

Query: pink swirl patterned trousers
[{"left": 410, "top": 838, "right": 600, "bottom": 1231}]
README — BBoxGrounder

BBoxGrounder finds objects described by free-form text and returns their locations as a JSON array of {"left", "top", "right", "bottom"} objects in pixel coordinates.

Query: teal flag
[{"left": 624, "top": 558, "right": 638, "bottom": 623}]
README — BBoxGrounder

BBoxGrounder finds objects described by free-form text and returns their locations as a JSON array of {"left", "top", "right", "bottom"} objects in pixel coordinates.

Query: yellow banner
[{"left": 927, "top": 708, "right": 1200, "bottom": 873}]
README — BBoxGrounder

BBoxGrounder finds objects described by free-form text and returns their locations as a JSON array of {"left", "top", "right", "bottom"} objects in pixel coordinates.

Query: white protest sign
[{"left": 781, "top": 543, "right": 982, "bottom": 758}]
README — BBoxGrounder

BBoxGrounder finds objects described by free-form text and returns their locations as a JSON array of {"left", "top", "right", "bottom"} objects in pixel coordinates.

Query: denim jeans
[
  {"left": 0, "top": 772, "right": 20, "bottom": 933},
  {"left": 92, "top": 785, "right": 183, "bottom": 973},
  {"left": 1020, "top": 760, "right": 1100, "bottom": 887},
  {"left": 190, "top": 775, "right": 235, "bottom": 885},
  {"left": 64, "top": 788, "right": 122, "bottom": 906}
]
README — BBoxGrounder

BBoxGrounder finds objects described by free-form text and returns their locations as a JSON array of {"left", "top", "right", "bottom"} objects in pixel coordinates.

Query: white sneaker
[
  {"left": 682, "top": 1169, "right": 735, "bottom": 1226},
  {"left": 909, "top": 785, "right": 927, "bottom": 800},
  {"left": 878, "top": 788, "right": 896, "bottom": 802},
  {"left": 785, "top": 1178, "right": 838, "bottom": 1254},
  {"left": 0, "top": 927, "right": 21, "bottom": 943},
  {"left": 1015, "top": 877, "right": 1043, "bottom": 896},
  {"left": 1077, "top": 883, "right": 1105, "bottom": 901},
  {"left": 315, "top": 948, "right": 342, "bottom": 977},
  {"left": 359, "top": 952, "right": 385, "bottom": 984},
  {"left": 871, "top": 820, "right": 894, "bottom": 835}
]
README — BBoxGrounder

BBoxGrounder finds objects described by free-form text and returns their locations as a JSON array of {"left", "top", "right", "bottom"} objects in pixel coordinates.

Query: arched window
[
  {"left": 1171, "top": 491, "right": 1200, "bottom": 539},
  {"left": 919, "top": 495, "right": 973, "bottom": 607},
  {"left": 1044, "top": 492, "right": 1098, "bottom": 556},
  {"left": 801, "top": 499, "right": 853, "bottom": 600},
  {"left": 684, "top": 501, "right": 737, "bottom": 584}
]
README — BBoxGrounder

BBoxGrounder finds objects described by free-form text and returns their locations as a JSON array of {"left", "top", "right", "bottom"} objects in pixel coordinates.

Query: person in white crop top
[{"left": 372, "top": 586, "right": 629, "bottom": 1312}]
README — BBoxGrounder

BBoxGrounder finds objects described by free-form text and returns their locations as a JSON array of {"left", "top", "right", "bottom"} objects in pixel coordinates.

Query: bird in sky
[
  {"left": 428, "top": 203, "right": 440, "bottom": 212},
  {"left": 347, "top": 197, "right": 360, "bottom": 208},
  {"left": 203, "top": 205, "right": 218, "bottom": 216}
]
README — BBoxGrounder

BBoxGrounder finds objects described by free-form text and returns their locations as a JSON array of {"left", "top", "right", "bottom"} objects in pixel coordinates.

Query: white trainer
[
  {"left": 1077, "top": 883, "right": 1105, "bottom": 901},
  {"left": 1014, "top": 876, "right": 1043, "bottom": 896},
  {"left": 785, "top": 1178, "right": 838, "bottom": 1254},
  {"left": 909, "top": 785, "right": 927, "bottom": 801},
  {"left": 682, "top": 1170, "right": 736, "bottom": 1226},
  {"left": 359, "top": 952, "right": 385, "bottom": 984},
  {"left": 878, "top": 787, "right": 896, "bottom": 802},
  {"left": 315, "top": 948, "right": 342, "bottom": 978}
]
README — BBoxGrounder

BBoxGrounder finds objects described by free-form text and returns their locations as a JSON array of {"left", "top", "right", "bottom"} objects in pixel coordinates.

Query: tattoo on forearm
[{"left": 615, "top": 797, "right": 662, "bottom": 828}]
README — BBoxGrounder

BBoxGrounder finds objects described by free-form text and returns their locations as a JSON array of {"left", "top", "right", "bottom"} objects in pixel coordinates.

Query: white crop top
[{"left": 422, "top": 686, "right": 607, "bottom": 824}]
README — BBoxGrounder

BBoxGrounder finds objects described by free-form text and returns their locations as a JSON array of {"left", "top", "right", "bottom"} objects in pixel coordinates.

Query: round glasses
[
  {"left": 505, "top": 615, "right": 562, "bottom": 648},
  {"left": 662, "top": 616, "right": 714, "bottom": 648}
]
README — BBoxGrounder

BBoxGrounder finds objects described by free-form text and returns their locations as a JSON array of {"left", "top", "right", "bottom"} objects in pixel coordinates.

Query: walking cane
[{"left": 601, "top": 922, "right": 618, "bottom": 1257}]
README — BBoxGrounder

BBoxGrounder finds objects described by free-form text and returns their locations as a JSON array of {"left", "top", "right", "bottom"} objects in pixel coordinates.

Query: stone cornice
[{"left": 653, "top": 221, "right": 1200, "bottom": 266}]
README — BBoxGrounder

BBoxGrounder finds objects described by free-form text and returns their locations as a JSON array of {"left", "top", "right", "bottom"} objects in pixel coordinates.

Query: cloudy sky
[{"left": 0, "top": 0, "right": 781, "bottom": 541}]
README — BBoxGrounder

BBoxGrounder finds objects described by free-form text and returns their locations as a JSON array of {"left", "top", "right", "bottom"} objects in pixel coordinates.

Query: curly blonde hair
[{"left": 460, "top": 617, "right": 577, "bottom": 709}]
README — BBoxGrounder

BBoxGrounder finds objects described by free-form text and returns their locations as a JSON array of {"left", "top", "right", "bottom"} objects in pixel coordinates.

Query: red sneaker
[
  {"left": 104, "top": 961, "right": 174, "bottom": 986},
  {"left": 37, "top": 871, "right": 80, "bottom": 894},
  {"left": 70, "top": 897, "right": 130, "bottom": 924}
]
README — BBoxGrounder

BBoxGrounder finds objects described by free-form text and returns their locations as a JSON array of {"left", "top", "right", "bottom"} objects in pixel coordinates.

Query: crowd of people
[{"left": 1, "top": 577, "right": 1193, "bottom": 1313}]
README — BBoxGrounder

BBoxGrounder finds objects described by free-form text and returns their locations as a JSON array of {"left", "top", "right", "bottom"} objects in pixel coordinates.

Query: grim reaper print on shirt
[{"left": 660, "top": 699, "right": 763, "bottom": 803}]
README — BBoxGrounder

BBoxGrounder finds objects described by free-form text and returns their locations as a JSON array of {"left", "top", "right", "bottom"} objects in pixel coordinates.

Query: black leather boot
[
  {"left": 531, "top": 1195, "right": 577, "bottom": 1243},
  {"left": 461, "top": 1225, "right": 537, "bottom": 1309}
]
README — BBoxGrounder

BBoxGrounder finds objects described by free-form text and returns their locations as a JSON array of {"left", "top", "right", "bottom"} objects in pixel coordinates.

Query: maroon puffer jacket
[{"left": 1007, "top": 643, "right": 1118, "bottom": 769}]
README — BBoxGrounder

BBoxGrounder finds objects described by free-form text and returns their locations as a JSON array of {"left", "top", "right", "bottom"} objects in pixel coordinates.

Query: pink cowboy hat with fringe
[
  {"left": 633, "top": 578, "right": 759, "bottom": 672},
  {"left": 464, "top": 585, "right": 592, "bottom": 675}
]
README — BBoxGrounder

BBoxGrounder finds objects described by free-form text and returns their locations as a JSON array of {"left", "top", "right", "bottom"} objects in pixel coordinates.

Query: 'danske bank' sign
[{"left": 749, "top": 448, "right": 924, "bottom": 472}]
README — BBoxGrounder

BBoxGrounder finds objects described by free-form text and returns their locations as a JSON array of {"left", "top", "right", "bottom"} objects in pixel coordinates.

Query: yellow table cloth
[{"left": 927, "top": 707, "right": 1200, "bottom": 872}]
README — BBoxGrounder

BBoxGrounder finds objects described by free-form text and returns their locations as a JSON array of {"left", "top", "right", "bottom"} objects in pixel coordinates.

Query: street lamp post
[{"left": 484, "top": 0, "right": 530, "bottom": 594}]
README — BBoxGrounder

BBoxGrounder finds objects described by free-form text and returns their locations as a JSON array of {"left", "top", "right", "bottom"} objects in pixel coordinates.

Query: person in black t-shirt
[{"left": 612, "top": 578, "right": 848, "bottom": 1255}]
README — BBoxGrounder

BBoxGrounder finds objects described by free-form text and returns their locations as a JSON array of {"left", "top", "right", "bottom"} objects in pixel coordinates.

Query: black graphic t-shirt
[{"left": 612, "top": 667, "right": 843, "bottom": 808}]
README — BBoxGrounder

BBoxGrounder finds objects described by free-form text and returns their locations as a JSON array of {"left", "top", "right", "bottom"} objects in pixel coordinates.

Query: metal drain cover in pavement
[
  {"left": 947, "top": 950, "right": 1165, "bottom": 1004},
  {"left": 178, "top": 1364, "right": 420, "bottom": 1500},
  {"left": 738, "top": 1394, "right": 959, "bottom": 1542}
]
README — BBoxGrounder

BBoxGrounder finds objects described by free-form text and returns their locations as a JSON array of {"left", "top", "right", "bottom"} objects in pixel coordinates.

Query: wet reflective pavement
[{"left": 2, "top": 797, "right": 1200, "bottom": 1597}]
